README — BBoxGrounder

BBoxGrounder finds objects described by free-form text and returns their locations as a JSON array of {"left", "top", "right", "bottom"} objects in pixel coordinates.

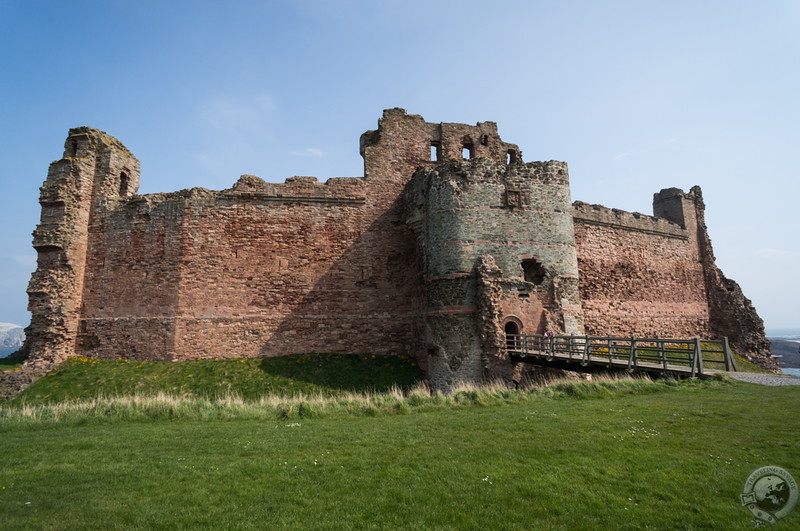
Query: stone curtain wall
[
  {"left": 573, "top": 196, "right": 712, "bottom": 339},
  {"left": 72, "top": 173, "right": 426, "bottom": 361},
  {"left": 171, "top": 177, "right": 401, "bottom": 360},
  {"left": 23, "top": 109, "right": 776, "bottom": 377},
  {"left": 573, "top": 188, "right": 775, "bottom": 369},
  {"left": 77, "top": 194, "right": 185, "bottom": 360}
]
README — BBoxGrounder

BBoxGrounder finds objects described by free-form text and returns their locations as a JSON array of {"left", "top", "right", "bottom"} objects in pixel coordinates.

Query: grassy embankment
[
  {"left": 9, "top": 353, "right": 423, "bottom": 403},
  {"left": 1, "top": 353, "right": 798, "bottom": 528}
]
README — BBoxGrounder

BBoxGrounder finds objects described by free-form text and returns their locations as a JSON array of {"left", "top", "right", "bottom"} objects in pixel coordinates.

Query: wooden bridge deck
[{"left": 506, "top": 334, "right": 738, "bottom": 377}]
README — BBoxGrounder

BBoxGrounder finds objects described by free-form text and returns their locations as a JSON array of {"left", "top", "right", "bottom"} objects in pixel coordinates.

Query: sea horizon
[{"left": 766, "top": 328, "right": 800, "bottom": 338}]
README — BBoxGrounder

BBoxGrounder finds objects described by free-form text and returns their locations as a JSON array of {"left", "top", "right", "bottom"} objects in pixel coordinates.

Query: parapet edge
[{"left": 572, "top": 200, "right": 689, "bottom": 240}]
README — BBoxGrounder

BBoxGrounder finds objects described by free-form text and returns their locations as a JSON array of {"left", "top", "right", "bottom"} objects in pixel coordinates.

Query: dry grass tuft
[{"left": 0, "top": 374, "right": 717, "bottom": 427}]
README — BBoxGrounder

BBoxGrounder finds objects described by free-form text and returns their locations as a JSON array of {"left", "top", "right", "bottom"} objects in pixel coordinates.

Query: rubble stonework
[
  {"left": 21, "top": 109, "right": 778, "bottom": 387},
  {"left": 687, "top": 186, "right": 778, "bottom": 370}
]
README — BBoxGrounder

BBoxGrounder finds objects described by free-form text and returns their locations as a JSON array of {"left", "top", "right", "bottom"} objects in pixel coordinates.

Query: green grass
[
  {"left": 725, "top": 353, "right": 776, "bottom": 373},
  {"left": 13, "top": 353, "right": 423, "bottom": 403},
  {"left": 1, "top": 379, "right": 798, "bottom": 529},
  {"left": 0, "top": 356, "right": 23, "bottom": 372}
]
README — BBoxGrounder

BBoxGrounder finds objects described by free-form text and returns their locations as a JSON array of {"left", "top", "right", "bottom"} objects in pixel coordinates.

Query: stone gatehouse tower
[
  {"left": 406, "top": 158, "right": 585, "bottom": 388},
  {"left": 22, "top": 108, "right": 777, "bottom": 389}
]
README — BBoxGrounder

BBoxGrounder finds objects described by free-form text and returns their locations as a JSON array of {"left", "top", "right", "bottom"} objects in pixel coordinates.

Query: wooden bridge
[{"left": 506, "top": 334, "right": 738, "bottom": 377}]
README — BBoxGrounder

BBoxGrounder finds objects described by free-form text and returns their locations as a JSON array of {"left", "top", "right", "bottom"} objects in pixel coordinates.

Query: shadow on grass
[{"left": 257, "top": 353, "right": 423, "bottom": 393}]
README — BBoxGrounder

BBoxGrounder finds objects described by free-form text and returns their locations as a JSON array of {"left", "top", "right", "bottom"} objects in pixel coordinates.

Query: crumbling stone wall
[
  {"left": 574, "top": 187, "right": 776, "bottom": 371},
  {"left": 22, "top": 109, "right": 776, "bottom": 382},
  {"left": 686, "top": 186, "right": 777, "bottom": 370},
  {"left": 24, "top": 128, "right": 140, "bottom": 368}
]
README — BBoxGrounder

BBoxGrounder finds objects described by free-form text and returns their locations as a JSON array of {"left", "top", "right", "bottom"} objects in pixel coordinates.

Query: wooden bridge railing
[{"left": 506, "top": 334, "right": 738, "bottom": 377}]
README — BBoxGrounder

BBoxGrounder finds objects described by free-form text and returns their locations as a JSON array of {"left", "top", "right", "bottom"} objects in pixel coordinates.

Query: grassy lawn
[{"left": 2, "top": 380, "right": 798, "bottom": 529}]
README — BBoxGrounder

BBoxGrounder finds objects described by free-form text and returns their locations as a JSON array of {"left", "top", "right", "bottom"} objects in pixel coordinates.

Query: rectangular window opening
[{"left": 430, "top": 143, "right": 440, "bottom": 162}]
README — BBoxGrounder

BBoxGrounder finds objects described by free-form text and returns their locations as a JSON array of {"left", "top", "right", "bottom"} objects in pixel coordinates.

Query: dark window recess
[
  {"left": 66, "top": 139, "right": 78, "bottom": 158},
  {"left": 506, "top": 150, "right": 518, "bottom": 164},
  {"left": 119, "top": 172, "right": 130, "bottom": 197},
  {"left": 481, "top": 134, "right": 489, "bottom": 145},
  {"left": 522, "top": 259, "right": 547, "bottom": 285}
]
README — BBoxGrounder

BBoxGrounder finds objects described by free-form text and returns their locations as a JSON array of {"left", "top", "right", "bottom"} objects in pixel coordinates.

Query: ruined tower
[
  {"left": 24, "top": 128, "right": 140, "bottom": 367},
  {"left": 406, "top": 157, "right": 585, "bottom": 390}
]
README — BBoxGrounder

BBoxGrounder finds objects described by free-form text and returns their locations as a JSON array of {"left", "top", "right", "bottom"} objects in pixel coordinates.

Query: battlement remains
[{"left": 572, "top": 201, "right": 689, "bottom": 240}]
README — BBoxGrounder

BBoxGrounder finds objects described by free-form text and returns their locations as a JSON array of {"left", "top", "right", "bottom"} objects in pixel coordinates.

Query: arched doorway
[{"left": 505, "top": 320, "right": 520, "bottom": 351}]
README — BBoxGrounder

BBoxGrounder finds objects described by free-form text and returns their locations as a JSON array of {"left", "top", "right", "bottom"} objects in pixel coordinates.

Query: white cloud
[
  {"left": 290, "top": 148, "right": 324, "bottom": 157},
  {"left": 196, "top": 93, "right": 277, "bottom": 139},
  {"left": 612, "top": 137, "right": 679, "bottom": 161},
  {"left": 189, "top": 93, "right": 280, "bottom": 183}
]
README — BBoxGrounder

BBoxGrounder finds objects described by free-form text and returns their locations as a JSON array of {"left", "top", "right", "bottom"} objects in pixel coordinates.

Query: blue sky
[{"left": 1, "top": 0, "right": 798, "bottom": 331}]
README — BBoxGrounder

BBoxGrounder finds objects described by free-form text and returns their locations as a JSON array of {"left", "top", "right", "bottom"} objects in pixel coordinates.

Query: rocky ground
[
  {"left": 727, "top": 372, "right": 800, "bottom": 386},
  {"left": 0, "top": 366, "right": 45, "bottom": 400}
]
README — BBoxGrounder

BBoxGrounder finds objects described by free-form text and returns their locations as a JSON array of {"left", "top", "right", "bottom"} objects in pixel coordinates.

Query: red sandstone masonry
[
  {"left": 573, "top": 199, "right": 712, "bottom": 339},
  {"left": 22, "top": 110, "right": 777, "bottom": 377}
]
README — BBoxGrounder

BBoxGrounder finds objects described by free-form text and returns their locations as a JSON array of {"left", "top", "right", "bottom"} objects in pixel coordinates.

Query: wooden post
[
  {"left": 627, "top": 337, "right": 637, "bottom": 371},
  {"left": 582, "top": 336, "right": 590, "bottom": 365},
  {"left": 723, "top": 337, "right": 737, "bottom": 372},
  {"left": 660, "top": 339, "right": 668, "bottom": 370},
  {"left": 693, "top": 338, "right": 703, "bottom": 376}
]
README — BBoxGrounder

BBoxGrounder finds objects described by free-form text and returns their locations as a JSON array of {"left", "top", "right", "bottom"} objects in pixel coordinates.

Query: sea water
[{"left": 780, "top": 338, "right": 800, "bottom": 375}]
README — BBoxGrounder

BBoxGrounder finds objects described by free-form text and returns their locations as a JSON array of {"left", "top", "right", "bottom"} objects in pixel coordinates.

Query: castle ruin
[{"left": 22, "top": 108, "right": 777, "bottom": 389}]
